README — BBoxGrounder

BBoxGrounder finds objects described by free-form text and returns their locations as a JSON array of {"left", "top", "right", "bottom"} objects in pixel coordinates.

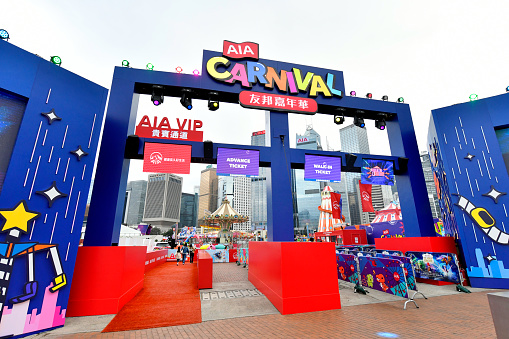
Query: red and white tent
[{"left": 371, "top": 202, "right": 402, "bottom": 223}]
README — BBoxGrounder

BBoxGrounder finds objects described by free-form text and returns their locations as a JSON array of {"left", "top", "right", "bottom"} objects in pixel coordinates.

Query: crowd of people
[{"left": 174, "top": 243, "right": 196, "bottom": 266}]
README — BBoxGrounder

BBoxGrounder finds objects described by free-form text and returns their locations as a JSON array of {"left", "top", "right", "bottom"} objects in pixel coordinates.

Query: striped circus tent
[{"left": 318, "top": 186, "right": 341, "bottom": 232}]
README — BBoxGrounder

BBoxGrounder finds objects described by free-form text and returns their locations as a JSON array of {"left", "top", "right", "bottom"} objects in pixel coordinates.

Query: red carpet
[{"left": 102, "top": 262, "right": 201, "bottom": 332}]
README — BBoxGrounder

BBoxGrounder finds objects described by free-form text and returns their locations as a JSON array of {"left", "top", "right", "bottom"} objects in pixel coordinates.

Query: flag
[
  {"left": 330, "top": 192, "right": 343, "bottom": 220},
  {"left": 359, "top": 180, "right": 374, "bottom": 212}
]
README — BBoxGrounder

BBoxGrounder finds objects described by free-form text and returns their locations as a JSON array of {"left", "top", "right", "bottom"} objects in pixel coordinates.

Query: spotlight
[
  {"left": 208, "top": 92, "right": 219, "bottom": 111},
  {"left": 382, "top": 95, "right": 388, "bottom": 101},
  {"left": 354, "top": 116, "right": 365, "bottom": 128},
  {"left": 375, "top": 119, "right": 386, "bottom": 130},
  {"left": 180, "top": 89, "right": 192, "bottom": 110},
  {"left": 366, "top": 93, "right": 373, "bottom": 99},
  {"left": 146, "top": 63, "right": 154, "bottom": 70},
  {"left": 0, "top": 29, "right": 9, "bottom": 41},
  {"left": 506, "top": 86, "right": 509, "bottom": 92},
  {"left": 334, "top": 115, "right": 345, "bottom": 125},
  {"left": 122, "top": 60, "right": 130, "bottom": 67},
  {"left": 469, "top": 94, "right": 478, "bottom": 101},
  {"left": 350, "top": 91, "right": 356, "bottom": 97},
  {"left": 50, "top": 56, "right": 62, "bottom": 66},
  {"left": 397, "top": 97, "right": 404, "bottom": 103},
  {"left": 151, "top": 85, "right": 164, "bottom": 106}
]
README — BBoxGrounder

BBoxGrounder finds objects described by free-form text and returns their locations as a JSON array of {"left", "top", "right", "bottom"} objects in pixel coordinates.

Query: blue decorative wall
[
  {"left": 0, "top": 40, "right": 107, "bottom": 337},
  {"left": 428, "top": 93, "right": 509, "bottom": 288}
]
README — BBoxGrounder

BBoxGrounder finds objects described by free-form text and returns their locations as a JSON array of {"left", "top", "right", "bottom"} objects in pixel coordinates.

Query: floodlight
[
  {"left": 181, "top": 89, "right": 192, "bottom": 110},
  {"left": 382, "top": 95, "right": 388, "bottom": 101},
  {"left": 0, "top": 29, "right": 9, "bottom": 41},
  {"left": 208, "top": 92, "right": 219, "bottom": 111},
  {"left": 366, "top": 93, "right": 372, "bottom": 99},
  {"left": 354, "top": 116, "right": 365, "bottom": 128},
  {"left": 350, "top": 91, "right": 356, "bottom": 96},
  {"left": 50, "top": 56, "right": 62, "bottom": 66},
  {"left": 375, "top": 119, "right": 386, "bottom": 130},
  {"left": 151, "top": 85, "right": 164, "bottom": 106},
  {"left": 397, "top": 97, "right": 404, "bottom": 103},
  {"left": 334, "top": 115, "right": 345, "bottom": 125},
  {"left": 122, "top": 60, "right": 130, "bottom": 67},
  {"left": 506, "top": 86, "right": 509, "bottom": 92}
]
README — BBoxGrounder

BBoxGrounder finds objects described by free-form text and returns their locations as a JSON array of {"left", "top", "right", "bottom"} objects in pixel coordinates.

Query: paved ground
[{"left": 31, "top": 263, "right": 501, "bottom": 338}]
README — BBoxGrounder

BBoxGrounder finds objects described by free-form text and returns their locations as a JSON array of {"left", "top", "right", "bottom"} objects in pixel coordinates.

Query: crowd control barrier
[
  {"left": 406, "top": 251, "right": 463, "bottom": 285},
  {"left": 336, "top": 253, "right": 420, "bottom": 309},
  {"left": 371, "top": 249, "right": 405, "bottom": 257}
]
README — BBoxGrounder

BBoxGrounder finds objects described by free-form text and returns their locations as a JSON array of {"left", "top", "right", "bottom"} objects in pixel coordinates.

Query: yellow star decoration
[{"left": 0, "top": 200, "right": 40, "bottom": 233}]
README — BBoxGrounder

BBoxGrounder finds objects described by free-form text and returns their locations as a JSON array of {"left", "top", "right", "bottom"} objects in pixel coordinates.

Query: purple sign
[
  {"left": 217, "top": 148, "right": 259, "bottom": 177},
  {"left": 304, "top": 155, "right": 341, "bottom": 182}
]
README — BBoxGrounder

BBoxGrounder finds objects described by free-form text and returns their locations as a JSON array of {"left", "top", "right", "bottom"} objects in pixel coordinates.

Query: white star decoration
[
  {"left": 464, "top": 153, "right": 475, "bottom": 161},
  {"left": 41, "top": 109, "right": 62, "bottom": 125},
  {"left": 484, "top": 254, "right": 496, "bottom": 263},
  {"left": 482, "top": 185, "right": 506, "bottom": 204},
  {"left": 36, "top": 181, "right": 68, "bottom": 207},
  {"left": 70, "top": 145, "right": 88, "bottom": 161}
]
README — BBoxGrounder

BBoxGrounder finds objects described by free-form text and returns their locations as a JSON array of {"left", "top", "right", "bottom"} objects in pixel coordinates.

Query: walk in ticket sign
[
  {"left": 304, "top": 154, "right": 341, "bottom": 182},
  {"left": 217, "top": 148, "right": 259, "bottom": 177}
]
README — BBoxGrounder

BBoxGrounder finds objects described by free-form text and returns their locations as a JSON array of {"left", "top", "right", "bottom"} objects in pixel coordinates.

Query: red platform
[
  {"left": 197, "top": 250, "right": 213, "bottom": 289},
  {"left": 375, "top": 236, "right": 458, "bottom": 286},
  {"left": 67, "top": 246, "right": 146, "bottom": 317},
  {"left": 315, "top": 229, "right": 367, "bottom": 245},
  {"left": 249, "top": 242, "right": 341, "bottom": 315}
]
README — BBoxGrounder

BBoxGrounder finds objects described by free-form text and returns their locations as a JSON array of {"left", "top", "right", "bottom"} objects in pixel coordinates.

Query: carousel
[{"left": 203, "top": 198, "right": 249, "bottom": 244}]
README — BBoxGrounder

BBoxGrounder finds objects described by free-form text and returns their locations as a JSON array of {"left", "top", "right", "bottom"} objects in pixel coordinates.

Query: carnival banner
[
  {"left": 238, "top": 248, "right": 249, "bottom": 265},
  {"left": 376, "top": 254, "right": 416, "bottom": 291},
  {"left": 359, "top": 181, "right": 374, "bottom": 212},
  {"left": 206, "top": 249, "right": 228, "bottom": 263},
  {"left": 358, "top": 256, "right": 409, "bottom": 298},
  {"left": 336, "top": 254, "right": 360, "bottom": 284},
  {"left": 406, "top": 251, "right": 461, "bottom": 284}
]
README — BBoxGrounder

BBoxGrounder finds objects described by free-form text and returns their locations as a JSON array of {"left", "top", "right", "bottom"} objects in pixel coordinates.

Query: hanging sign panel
[
  {"left": 143, "top": 143, "right": 191, "bottom": 174},
  {"left": 361, "top": 159, "right": 395, "bottom": 185},
  {"left": 217, "top": 148, "right": 259, "bottom": 177},
  {"left": 304, "top": 154, "right": 341, "bottom": 182}
]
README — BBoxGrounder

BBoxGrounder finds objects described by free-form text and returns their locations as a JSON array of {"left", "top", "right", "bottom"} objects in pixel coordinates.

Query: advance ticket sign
[
  {"left": 217, "top": 148, "right": 259, "bottom": 177},
  {"left": 304, "top": 154, "right": 341, "bottom": 182},
  {"left": 143, "top": 142, "right": 191, "bottom": 174}
]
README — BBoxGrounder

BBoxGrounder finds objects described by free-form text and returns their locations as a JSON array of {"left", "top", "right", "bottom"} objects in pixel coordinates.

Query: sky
[{"left": 3, "top": 1, "right": 509, "bottom": 194}]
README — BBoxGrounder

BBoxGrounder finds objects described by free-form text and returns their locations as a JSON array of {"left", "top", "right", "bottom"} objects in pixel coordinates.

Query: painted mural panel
[
  {"left": 335, "top": 253, "right": 359, "bottom": 284},
  {"left": 358, "top": 256, "right": 408, "bottom": 298}
]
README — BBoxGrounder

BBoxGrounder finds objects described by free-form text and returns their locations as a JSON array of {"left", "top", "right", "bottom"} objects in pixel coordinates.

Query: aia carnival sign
[{"left": 204, "top": 41, "right": 344, "bottom": 113}]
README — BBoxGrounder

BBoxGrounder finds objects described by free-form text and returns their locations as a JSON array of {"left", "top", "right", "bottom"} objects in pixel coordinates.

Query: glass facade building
[
  {"left": 180, "top": 192, "right": 198, "bottom": 227},
  {"left": 251, "top": 130, "right": 268, "bottom": 231},
  {"left": 124, "top": 180, "right": 147, "bottom": 226}
]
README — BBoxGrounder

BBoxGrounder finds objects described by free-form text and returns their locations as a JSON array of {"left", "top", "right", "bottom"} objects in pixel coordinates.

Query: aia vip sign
[
  {"left": 143, "top": 142, "right": 191, "bottom": 174},
  {"left": 135, "top": 115, "right": 203, "bottom": 142}
]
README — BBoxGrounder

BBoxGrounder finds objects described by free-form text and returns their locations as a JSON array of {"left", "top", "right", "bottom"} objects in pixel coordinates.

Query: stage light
[
  {"left": 397, "top": 97, "right": 404, "bottom": 103},
  {"left": 146, "top": 63, "right": 154, "bottom": 70},
  {"left": 334, "top": 115, "right": 345, "bottom": 125},
  {"left": 0, "top": 29, "right": 9, "bottom": 41},
  {"left": 469, "top": 93, "right": 478, "bottom": 101},
  {"left": 176, "top": 66, "right": 183, "bottom": 73},
  {"left": 350, "top": 91, "right": 356, "bottom": 96},
  {"left": 50, "top": 56, "right": 62, "bottom": 66},
  {"left": 366, "top": 93, "right": 372, "bottom": 99},
  {"left": 151, "top": 85, "right": 164, "bottom": 106},
  {"left": 122, "top": 60, "right": 130, "bottom": 67},
  {"left": 375, "top": 119, "right": 386, "bottom": 130},
  {"left": 382, "top": 95, "right": 388, "bottom": 101},
  {"left": 208, "top": 92, "right": 219, "bottom": 111},
  {"left": 354, "top": 116, "right": 365, "bottom": 128},
  {"left": 506, "top": 86, "right": 509, "bottom": 92},
  {"left": 180, "top": 89, "right": 192, "bottom": 110},
  {"left": 193, "top": 69, "right": 200, "bottom": 76}
]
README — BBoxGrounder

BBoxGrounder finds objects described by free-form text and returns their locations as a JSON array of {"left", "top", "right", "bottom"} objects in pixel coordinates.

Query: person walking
[
  {"left": 189, "top": 245, "right": 195, "bottom": 264},
  {"left": 182, "top": 244, "right": 189, "bottom": 265},
  {"left": 176, "top": 244, "right": 182, "bottom": 266}
]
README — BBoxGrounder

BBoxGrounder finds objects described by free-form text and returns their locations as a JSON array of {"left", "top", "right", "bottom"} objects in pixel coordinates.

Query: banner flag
[
  {"left": 330, "top": 192, "right": 343, "bottom": 220},
  {"left": 359, "top": 180, "right": 374, "bottom": 212}
]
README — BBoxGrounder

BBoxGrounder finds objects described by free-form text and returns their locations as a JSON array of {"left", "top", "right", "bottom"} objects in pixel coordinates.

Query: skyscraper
[
  {"left": 124, "top": 180, "right": 147, "bottom": 226},
  {"left": 420, "top": 151, "right": 440, "bottom": 219},
  {"left": 251, "top": 130, "right": 268, "bottom": 231},
  {"left": 143, "top": 173, "right": 183, "bottom": 231},
  {"left": 217, "top": 176, "right": 251, "bottom": 232},
  {"left": 180, "top": 192, "right": 198, "bottom": 228},
  {"left": 198, "top": 166, "right": 218, "bottom": 225}
]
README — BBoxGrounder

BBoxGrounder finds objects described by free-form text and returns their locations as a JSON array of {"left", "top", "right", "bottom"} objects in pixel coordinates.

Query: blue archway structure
[{"left": 85, "top": 49, "right": 435, "bottom": 246}]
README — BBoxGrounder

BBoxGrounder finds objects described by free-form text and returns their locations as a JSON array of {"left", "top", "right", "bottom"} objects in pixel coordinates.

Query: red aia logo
[{"left": 223, "top": 41, "right": 259, "bottom": 60}]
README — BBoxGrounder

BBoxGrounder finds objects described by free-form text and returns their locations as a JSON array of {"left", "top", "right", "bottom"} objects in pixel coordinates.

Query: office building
[
  {"left": 198, "top": 166, "right": 218, "bottom": 225},
  {"left": 143, "top": 173, "right": 182, "bottom": 231},
  {"left": 180, "top": 192, "right": 198, "bottom": 228},
  {"left": 124, "top": 180, "right": 147, "bottom": 226},
  {"left": 251, "top": 130, "right": 268, "bottom": 230},
  {"left": 420, "top": 151, "right": 441, "bottom": 219}
]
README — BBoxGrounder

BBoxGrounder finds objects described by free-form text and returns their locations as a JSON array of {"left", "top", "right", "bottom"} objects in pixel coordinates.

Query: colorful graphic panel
[
  {"left": 205, "top": 249, "right": 228, "bottom": 263},
  {"left": 0, "top": 89, "right": 26, "bottom": 195},
  {"left": 336, "top": 253, "right": 359, "bottom": 284},
  {"left": 304, "top": 154, "right": 341, "bottom": 182},
  {"left": 360, "top": 159, "right": 394, "bottom": 185},
  {"left": 376, "top": 254, "right": 416, "bottom": 291},
  {"left": 238, "top": 248, "right": 249, "bottom": 265},
  {"left": 372, "top": 249, "right": 405, "bottom": 257},
  {"left": 358, "top": 256, "right": 408, "bottom": 298},
  {"left": 217, "top": 148, "right": 259, "bottom": 177},
  {"left": 406, "top": 251, "right": 460, "bottom": 284}
]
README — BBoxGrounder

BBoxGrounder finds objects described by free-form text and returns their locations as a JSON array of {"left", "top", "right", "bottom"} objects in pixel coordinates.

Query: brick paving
[
  {"left": 213, "top": 263, "right": 248, "bottom": 283},
  {"left": 48, "top": 289, "right": 497, "bottom": 338}
]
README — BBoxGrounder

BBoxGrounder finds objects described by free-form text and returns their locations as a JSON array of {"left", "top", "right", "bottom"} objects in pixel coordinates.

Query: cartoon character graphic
[
  {"left": 376, "top": 273, "right": 389, "bottom": 292},
  {"left": 338, "top": 266, "right": 346, "bottom": 280},
  {"left": 366, "top": 274, "right": 374, "bottom": 288}
]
